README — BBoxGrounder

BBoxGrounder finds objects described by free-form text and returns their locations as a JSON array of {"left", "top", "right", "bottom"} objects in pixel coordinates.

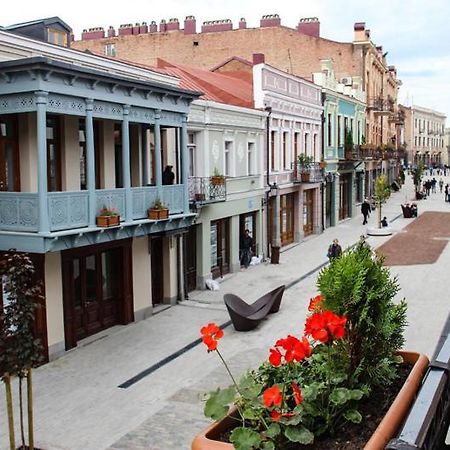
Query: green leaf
[
  {"left": 204, "top": 386, "right": 236, "bottom": 420},
  {"left": 265, "top": 423, "right": 281, "bottom": 438},
  {"left": 330, "top": 387, "right": 351, "bottom": 405},
  {"left": 344, "top": 409, "right": 362, "bottom": 423},
  {"left": 285, "top": 425, "right": 315, "bottom": 444},
  {"left": 242, "top": 407, "right": 259, "bottom": 420},
  {"left": 349, "top": 389, "right": 364, "bottom": 400},
  {"left": 302, "top": 382, "right": 323, "bottom": 401},
  {"left": 261, "top": 442, "right": 275, "bottom": 450},
  {"left": 230, "top": 427, "right": 261, "bottom": 450}
]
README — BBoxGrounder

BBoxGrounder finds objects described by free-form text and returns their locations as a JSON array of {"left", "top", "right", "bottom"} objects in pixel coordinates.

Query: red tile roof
[{"left": 157, "top": 59, "right": 254, "bottom": 108}]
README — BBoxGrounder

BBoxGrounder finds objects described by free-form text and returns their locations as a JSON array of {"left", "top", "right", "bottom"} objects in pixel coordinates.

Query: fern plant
[{"left": 316, "top": 242, "right": 407, "bottom": 389}]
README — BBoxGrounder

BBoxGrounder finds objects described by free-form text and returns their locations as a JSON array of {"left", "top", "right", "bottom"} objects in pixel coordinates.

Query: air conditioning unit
[{"left": 341, "top": 77, "right": 353, "bottom": 86}]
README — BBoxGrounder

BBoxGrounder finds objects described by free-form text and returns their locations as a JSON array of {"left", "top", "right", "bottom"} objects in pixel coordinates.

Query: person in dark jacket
[
  {"left": 240, "top": 229, "right": 254, "bottom": 268},
  {"left": 361, "top": 198, "right": 371, "bottom": 225},
  {"left": 162, "top": 165, "right": 175, "bottom": 185},
  {"left": 327, "top": 239, "right": 342, "bottom": 261}
]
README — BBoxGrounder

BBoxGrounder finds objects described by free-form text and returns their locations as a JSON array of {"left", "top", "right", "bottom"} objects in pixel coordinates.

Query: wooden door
[
  {"left": 303, "top": 189, "right": 314, "bottom": 236},
  {"left": 211, "top": 219, "right": 230, "bottom": 279},
  {"left": 0, "top": 115, "right": 20, "bottom": 191},
  {"left": 62, "top": 240, "right": 131, "bottom": 350},
  {"left": 184, "top": 227, "right": 197, "bottom": 293},
  {"left": 280, "top": 193, "right": 294, "bottom": 246},
  {"left": 151, "top": 237, "right": 164, "bottom": 305},
  {"left": 339, "top": 174, "right": 350, "bottom": 220}
]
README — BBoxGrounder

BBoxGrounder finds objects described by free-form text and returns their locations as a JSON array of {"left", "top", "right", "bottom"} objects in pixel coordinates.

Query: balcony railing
[
  {"left": 293, "top": 163, "right": 324, "bottom": 183},
  {"left": 367, "top": 96, "right": 395, "bottom": 114},
  {"left": 188, "top": 177, "right": 226, "bottom": 204},
  {"left": 0, "top": 185, "right": 185, "bottom": 233}
]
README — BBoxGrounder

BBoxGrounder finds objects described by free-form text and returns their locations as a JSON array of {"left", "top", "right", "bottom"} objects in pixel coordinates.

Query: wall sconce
[{"left": 269, "top": 182, "right": 278, "bottom": 195}]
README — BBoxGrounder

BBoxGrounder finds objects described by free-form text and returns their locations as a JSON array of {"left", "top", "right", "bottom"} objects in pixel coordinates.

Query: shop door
[
  {"left": 280, "top": 194, "right": 294, "bottom": 246},
  {"left": 62, "top": 241, "right": 131, "bottom": 350},
  {"left": 184, "top": 227, "right": 197, "bottom": 293},
  {"left": 303, "top": 190, "right": 314, "bottom": 236},
  {"left": 0, "top": 115, "right": 20, "bottom": 191},
  {"left": 339, "top": 174, "right": 350, "bottom": 220},
  {"left": 151, "top": 237, "right": 164, "bottom": 305},
  {"left": 239, "top": 212, "right": 257, "bottom": 254},
  {"left": 211, "top": 219, "right": 230, "bottom": 279}
]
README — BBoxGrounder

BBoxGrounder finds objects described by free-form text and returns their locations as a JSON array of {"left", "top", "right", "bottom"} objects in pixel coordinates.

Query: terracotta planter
[
  {"left": 301, "top": 172, "right": 310, "bottom": 182},
  {"left": 210, "top": 176, "right": 225, "bottom": 186},
  {"left": 191, "top": 351, "right": 429, "bottom": 450},
  {"left": 148, "top": 208, "right": 169, "bottom": 220},
  {"left": 96, "top": 215, "right": 120, "bottom": 227}
]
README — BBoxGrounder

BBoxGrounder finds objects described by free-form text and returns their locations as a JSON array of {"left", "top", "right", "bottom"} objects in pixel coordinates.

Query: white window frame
[
  {"left": 246, "top": 141, "right": 256, "bottom": 176},
  {"left": 224, "top": 139, "right": 234, "bottom": 177}
]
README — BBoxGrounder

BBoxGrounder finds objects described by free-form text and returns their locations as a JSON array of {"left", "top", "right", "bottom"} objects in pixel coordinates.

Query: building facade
[
  {"left": 0, "top": 24, "right": 199, "bottom": 361},
  {"left": 405, "top": 105, "right": 447, "bottom": 167},
  {"left": 312, "top": 59, "right": 366, "bottom": 228}
]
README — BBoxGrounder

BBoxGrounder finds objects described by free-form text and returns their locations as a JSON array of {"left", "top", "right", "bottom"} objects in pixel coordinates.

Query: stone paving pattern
[{"left": 1, "top": 176, "right": 449, "bottom": 450}]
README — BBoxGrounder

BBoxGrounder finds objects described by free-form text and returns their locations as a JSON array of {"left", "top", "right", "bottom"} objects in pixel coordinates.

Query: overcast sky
[{"left": 3, "top": 0, "right": 449, "bottom": 124}]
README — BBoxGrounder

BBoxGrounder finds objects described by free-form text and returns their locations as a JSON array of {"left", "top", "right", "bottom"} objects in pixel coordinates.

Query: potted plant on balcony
[
  {"left": 297, "top": 154, "right": 313, "bottom": 182},
  {"left": 344, "top": 128, "right": 354, "bottom": 160},
  {"left": 148, "top": 198, "right": 169, "bottom": 220},
  {"left": 210, "top": 167, "right": 225, "bottom": 186},
  {"left": 96, "top": 206, "right": 120, "bottom": 227},
  {"left": 192, "top": 243, "right": 428, "bottom": 450}
]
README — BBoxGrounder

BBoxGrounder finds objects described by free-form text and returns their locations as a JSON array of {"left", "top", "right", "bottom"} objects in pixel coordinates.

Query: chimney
[
  {"left": 139, "top": 22, "right": 148, "bottom": 34},
  {"left": 252, "top": 53, "right": 265, "bottom": 65},
  {"left": 201, "top": 19, "right": 233, "bottom": 33},
  {"left": 81, "top": 27, "right": 105, "bottom": 40},
  {"left": 297, "top": 17, "right": 320, "bottom": 37},
  {"left": 184, "top": 15, "right": 196, "bottom": 34},
  {"left": 118, "top": 24, "right": 133, "bottom": 36},
  {"left": 132, "top": 23, "right": 140, "bottom": 35},
  {"left": 149, "top": 21, "right": 158, "bottom": 33},
  {"left": 260, "top": 14, "right": 281, "bottom": 27},
  {"left": 107, "top": 26, "right": 116, "bottom": 38},
  {"left": 239, "top": 18, "right": 247, "bottom": 29},
  {"left": 166, "top": 18, "right": 180, "bottom": 31},
  {"left": 353, "top": 22, "right": 367, "bottom": 42},
  {"left": 159, "top": 19, "right": 167, "bottom": 32}
]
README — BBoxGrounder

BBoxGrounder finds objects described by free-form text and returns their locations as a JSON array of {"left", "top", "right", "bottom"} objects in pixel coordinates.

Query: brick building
[{"left": 72, "top": 15, "right": 402, "bottom": 151}]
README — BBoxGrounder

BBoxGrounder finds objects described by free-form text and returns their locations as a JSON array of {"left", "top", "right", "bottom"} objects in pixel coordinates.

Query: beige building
[
  {"left": 72, "top": 15, "right": 402, "bottom": 151},
  {"left": 401, "top": 105, "right": 447, "bottom": 166}
]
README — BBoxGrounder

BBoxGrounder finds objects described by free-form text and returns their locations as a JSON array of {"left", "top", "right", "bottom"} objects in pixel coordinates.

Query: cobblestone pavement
[{"left": 1, "top": 176, "right": 449, "bottom": 450}]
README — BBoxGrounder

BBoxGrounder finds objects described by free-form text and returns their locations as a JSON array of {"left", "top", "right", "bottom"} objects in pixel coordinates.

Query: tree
[
  {"left": 344, "top": 128, "right": 354, "bottom": 158},
  {"left": 0, "top": 252, "right": 43, "bottom": 450},
  {"left": 412, "top": 163, "right": 425, "bottom": 195},
  {"left": 373, "top": 175, "right": 391, "bottom": 228}
]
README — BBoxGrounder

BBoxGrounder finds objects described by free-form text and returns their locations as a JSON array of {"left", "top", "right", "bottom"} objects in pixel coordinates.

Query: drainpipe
[
  {"left": 320, "top": 93, "right": 326, "bottom": 232},
  {"left": 264, "top": 106, "right": 272, "bottom": 260}
]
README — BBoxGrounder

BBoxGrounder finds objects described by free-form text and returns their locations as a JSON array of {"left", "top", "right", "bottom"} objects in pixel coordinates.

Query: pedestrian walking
[
  {"left": 361, "top": 198, "right": 371, "bottom": 225},
  {"left": 439, "top": 178, "right": 444, "bottom": 193},
  {"left": 431, "top": 178, "right": 437, "bottom": 193},
  {"left": 327, "top": 238, "right": 342, "bottom": 261},
  {"left": 239, "top": 229, "right": 254, "bottom": 268},
  {"left": 445, "top": 184, "right": 449, "bottom": 202}
]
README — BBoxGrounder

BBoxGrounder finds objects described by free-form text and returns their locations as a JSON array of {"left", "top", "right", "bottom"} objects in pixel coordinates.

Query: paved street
[{"left": 1, "top": 175, "right": 450, "bottom": 450}]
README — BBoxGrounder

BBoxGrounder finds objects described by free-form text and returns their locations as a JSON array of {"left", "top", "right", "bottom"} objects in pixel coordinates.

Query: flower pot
[
  {"left": 148, "top": 208, "right": 169, "bottom": 220},
  {"left": 195, "top": 193, "right": 206, "bottom": 201},
  {"left": 96, "top": 215, "right": 120, "bottom": 227},
  {"left": 191, "top": 351, "right": 429, "bottom": 450},
  {"left": 210, "top": 176, "right": 225, "bottom": 186},
  {"left": 301, "top": 172, "right": 310, "bottom": 182}
]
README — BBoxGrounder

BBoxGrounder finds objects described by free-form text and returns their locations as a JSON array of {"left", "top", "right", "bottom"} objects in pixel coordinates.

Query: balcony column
[
  {"left": 35, "top": 91, "right": 49, "bottom": 233},
  {"left": 122, "top": 105, "right": 133, "bottom": 222},
  {"left": 180, "top": 114, "right": 189, "bottom": 213},
  {"left": 142, "top": 125, "right": 149, "bottom": 186},
  {"left": 154, "top": 110, "right": 163, "bottom": 198},
  {"left": 85, "top": 98, "right": 96, "bottom": 227}
]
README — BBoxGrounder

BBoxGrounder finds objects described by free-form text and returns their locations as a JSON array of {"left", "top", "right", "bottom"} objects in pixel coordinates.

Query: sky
[{"left": 2, "top": 0, "right": 449, "bottom": 124}]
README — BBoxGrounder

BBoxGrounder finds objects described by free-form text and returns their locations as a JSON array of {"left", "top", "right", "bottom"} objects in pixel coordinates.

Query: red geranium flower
[
  {"left": 292, "top": 383, "right": 303, "bottom": 405},
  {"left": 304, "top": 310, "right": 347, "bottom": 343},
  {"left": 308, "top": 294, "right": 324, "bottom": 312},
  {"left": 200, "top": 322, "right": 224, "bottom": 351},
  {"left": 271, "top": 410, "right": 281, "bottom": 422},
  {"left": 263, "top": 385, "right": 282, "bottom": 408},
  {"left": 269, "top": 335, "right": 312, "bottom": 366}
]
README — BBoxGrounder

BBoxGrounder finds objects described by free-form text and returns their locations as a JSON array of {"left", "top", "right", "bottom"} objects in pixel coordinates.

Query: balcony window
[
  {"left": 105, "top": 43, "right": 116, "bottom": 57},
  {"left": 282, "top": 132, "right": 288, "bottom": 170},
  {"left": 327, "top": 114, "right": 332, "bottom": 146},
  {"left": 270, "top": 131, "right": 276, "bottom": 171},
  {"left": 337, "top": 115, "right": 342, "bottom": 147},
  {"left": 188, "top": 132, "right": 196, "bottom": 177},
  {"left": 46, "top": 116, "right": 62, "bottom": 192},
  {"left": 0, "top": 115, "right": 19, "bottom": 191}
]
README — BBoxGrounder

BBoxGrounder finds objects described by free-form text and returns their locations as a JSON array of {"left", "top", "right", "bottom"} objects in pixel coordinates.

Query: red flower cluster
[
  {"left": 308, "top": 294, "right": 324, "bottom": 312},
  {"left": 263, "top": 383, "right": 303, "bottom": 422},
  {"left": 304, "top": 310, "right": 347, "bottom": 343},
  {"left": 268, "top": 335, "right": 312, "bottom": 367},
  {"left": 200, "top": 322, "right": 224, "bottom": 351}
]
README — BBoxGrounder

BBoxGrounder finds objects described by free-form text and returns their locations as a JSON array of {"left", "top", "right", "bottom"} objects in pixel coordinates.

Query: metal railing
[
  {"left": 367, "top": 96, "right": 395, "bottom": 113},
  {"left": 387, "top": 314, "right": 450, "bottom": 450},
  {"left": 188, "top": 177, "right": 226, "bottom": 204},
  {"left": 293, "top": 162, "right": 324, "bottom": 183}
]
